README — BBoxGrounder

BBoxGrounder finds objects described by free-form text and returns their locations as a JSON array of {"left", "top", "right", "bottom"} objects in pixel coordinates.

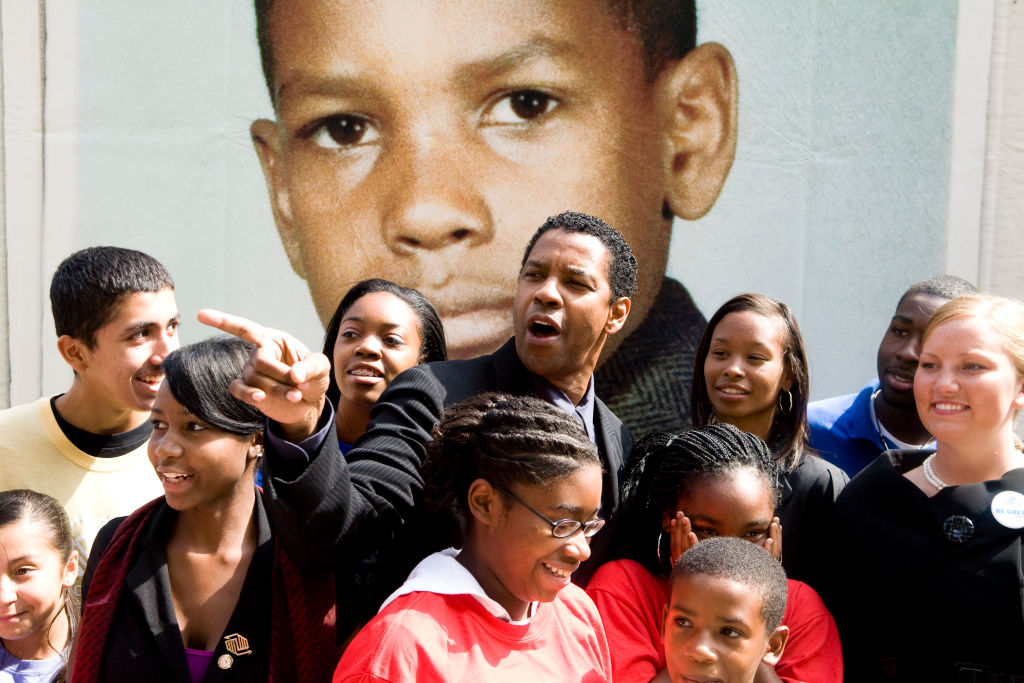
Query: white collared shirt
[{"left": 379, "top": 548, "right": 536, "bottom": 625}]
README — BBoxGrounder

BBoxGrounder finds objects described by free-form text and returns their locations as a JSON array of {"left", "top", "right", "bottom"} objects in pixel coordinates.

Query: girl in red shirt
[
  {"left": 587, "top": 423, "right": 842, "bottom": 683},
  {"left": 334, "top": 393, "right": 613, "bottom": 682}
]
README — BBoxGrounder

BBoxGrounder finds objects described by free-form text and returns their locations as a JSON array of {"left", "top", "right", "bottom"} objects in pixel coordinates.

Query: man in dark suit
[
  {"left": 201, "top": 210, "right": 635, "bottom": 619},
  {"left": 392, "top": 210, "right": 635, "bottom": 515}
]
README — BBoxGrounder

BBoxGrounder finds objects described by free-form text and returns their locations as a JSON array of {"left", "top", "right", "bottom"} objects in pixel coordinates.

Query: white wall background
[
  {"left": 679, "top": 2, "right": 960, "bottom": 399},
  {"left": 2, "top": 1, "right": 1022, "bottom": 409}
]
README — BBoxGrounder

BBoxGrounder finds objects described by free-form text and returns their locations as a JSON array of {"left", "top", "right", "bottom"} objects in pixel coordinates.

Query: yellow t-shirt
[{"left": 0, "top": 397, "right": 163, "bottom": 599}]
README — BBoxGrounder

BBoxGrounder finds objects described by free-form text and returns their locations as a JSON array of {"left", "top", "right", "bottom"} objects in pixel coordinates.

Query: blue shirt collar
[{"left": 530, "top": 373, "right": 597, "bottom": 444}]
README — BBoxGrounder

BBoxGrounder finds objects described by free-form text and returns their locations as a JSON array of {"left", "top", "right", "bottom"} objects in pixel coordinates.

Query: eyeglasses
[{"left": 490, "top": 482, "right": 605, "bottom": 539}]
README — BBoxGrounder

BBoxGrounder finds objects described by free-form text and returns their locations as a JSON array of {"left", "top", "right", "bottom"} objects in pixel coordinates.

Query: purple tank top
[{"left": 185, "top": 647, "right": 215, "bottom": 682}]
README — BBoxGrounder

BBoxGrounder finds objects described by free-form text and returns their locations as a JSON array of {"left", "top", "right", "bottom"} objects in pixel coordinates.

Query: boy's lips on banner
[{"left": 427, "top": 286, "right": 516, "bottom": 358}]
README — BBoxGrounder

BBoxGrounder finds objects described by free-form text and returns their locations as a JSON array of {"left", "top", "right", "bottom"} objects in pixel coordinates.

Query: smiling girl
[
  {"left": 832, "top": 294, "right": 1024, "bottom": 680},
  {"left": 72, "top": 336, "right": 336, "bottom": 682},
  {"left": 333, "top": 393, "right": 612, "bottom": 682},
  {"left": 322, "top": 279, "right": 447, "bottom": 449},
  {"left": 690, "top": 294, "right": 847, "bottom": 586},
  {"left": 0, "top": 490, "right": 78, "bottom": 683},
  {"left": 587, "top": 424, "right": 841, "bottom": 683},
  {"left": 318, "top": 279, "right": 447, "bottom": 639}
]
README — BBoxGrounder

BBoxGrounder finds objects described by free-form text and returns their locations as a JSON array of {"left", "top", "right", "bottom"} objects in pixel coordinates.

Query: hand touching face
[{"left": 663, "top": 467, "right": 782, "bottom": 567}]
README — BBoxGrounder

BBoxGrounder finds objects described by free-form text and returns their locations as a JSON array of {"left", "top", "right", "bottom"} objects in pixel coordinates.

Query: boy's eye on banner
[{"left": 250, "top": 0, "right": 736, "bottom": 362}]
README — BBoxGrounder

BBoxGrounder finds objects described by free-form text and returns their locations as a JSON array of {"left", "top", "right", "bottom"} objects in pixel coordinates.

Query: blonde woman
[{"left": 832, "top": 295, "right": 1024, "bottom": 681}]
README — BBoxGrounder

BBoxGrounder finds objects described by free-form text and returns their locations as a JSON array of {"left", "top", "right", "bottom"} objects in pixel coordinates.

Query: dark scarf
[{"left": 71, "top": 496, "right": 338, "bottom": 682}]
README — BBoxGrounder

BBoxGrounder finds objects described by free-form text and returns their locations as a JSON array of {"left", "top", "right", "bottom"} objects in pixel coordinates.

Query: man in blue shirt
[{"left": 808, "top": 276, "right": 978, "bottom": 476}]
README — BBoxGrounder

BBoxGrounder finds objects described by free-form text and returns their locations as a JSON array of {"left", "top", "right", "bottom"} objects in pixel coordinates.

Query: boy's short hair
[
  {"left": 671, "top": 537, "right": 788, "bottom": 633},
  {"left": 520, "top": 211, "right": 639, "bottom": 301},
  {"left": 898, "top": 275, "right": 979, "bottom": 307},
  {"left": 254, "top": 0, "right": 697, "bottom": 104},
  {"left": 50, "top": 246, "right": 174, "bottom": 347}
]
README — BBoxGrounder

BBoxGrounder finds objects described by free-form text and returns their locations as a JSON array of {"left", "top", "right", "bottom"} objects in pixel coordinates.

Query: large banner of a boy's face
[{"left": 26, "top": 1, "right": 964, "bottom": 438}]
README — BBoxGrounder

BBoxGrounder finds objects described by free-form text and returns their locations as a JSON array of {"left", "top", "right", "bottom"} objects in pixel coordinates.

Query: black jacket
[
  {"left": 829, "top": 450, "right": 1024, "bottom": 681},
  {"left": 264, "top": 338, "right": 633, "bottom": 636},
  {"left": 81, "top": 498, "right": 274, "bottom": 682}
]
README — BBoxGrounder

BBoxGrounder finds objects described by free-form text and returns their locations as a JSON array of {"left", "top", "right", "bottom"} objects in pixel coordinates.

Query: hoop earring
[
  {"left": 779, "top": 390, "right": 793, "bottom": 415},
  {"left": 656, "top": 531, "right": 665, "bottom": 566}
]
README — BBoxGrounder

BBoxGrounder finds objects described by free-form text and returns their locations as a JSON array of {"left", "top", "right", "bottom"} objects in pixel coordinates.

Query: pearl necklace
[{"left": 922, "top": 453, "right": 949, "bottom": 491}]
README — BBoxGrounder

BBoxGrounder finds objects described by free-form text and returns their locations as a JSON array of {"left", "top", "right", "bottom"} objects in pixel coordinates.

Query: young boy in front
[
  {"left": 250, "top": 0, "right": 737, "bottom": 438},
  {"left": 0, "top": 246, "right": 179, "bottom": 594},
  {"left": 661, "top": 537, "right": 789, "bottom": 683}
]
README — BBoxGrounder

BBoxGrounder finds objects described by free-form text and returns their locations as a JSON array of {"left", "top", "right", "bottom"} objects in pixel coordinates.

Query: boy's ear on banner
[{"left": 658, "top": 42, "right": 738, "bottom": 222}]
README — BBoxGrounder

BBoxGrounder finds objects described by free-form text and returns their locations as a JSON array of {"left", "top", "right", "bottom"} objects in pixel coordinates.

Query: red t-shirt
[
  {"left": 334, "top": 583, "right": 612, "bottom": 682},
  {"left": 586, "top": 559, "right": 842, "bottom": 683}
]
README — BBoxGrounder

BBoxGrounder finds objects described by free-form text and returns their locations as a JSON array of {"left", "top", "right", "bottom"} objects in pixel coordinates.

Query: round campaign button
[
  {"left": 943, "top": 515, "right": 974, "bottom": 543},
  {"left": 990, "top": 490, "right": 1024, "bottom": 529}
]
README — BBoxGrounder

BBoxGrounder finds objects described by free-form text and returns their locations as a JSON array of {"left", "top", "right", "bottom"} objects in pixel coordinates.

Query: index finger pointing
[{"left": 197, "top": 309, "right": 268, "bottom": 345}]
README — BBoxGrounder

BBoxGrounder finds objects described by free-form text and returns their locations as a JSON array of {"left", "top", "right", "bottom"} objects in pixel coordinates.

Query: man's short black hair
[
  {"left": 898, "top": 275, "right": 979, "bottom": 308},
  {"left": 671, "top": 536, "right": 788, "bottom": 633},
  {"left": 520, "top": 211, "right": 638, "bottom": 302},
  {"left": 254, "top": 0, "right": 697, "bottom": 107},
  {"left": 50, "top": 246, "right": 174, "bottom": 348}
]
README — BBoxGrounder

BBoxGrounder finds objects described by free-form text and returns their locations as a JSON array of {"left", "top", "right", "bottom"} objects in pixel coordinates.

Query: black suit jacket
[
  {"left": 265, "top": 338, "right": 632, "bottom": 635},
  {"left": 81, "top": 498, "right": 274, "bottom": 682},
  {"left": 404, "top": 337, "right": 632, "bottom": 516}
]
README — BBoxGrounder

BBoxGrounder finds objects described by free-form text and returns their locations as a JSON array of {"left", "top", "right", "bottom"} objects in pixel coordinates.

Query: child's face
[
  {"left": 73, "top": 288, "right": 181, "bottom": 414},
  {"left": 474, "top": 464, "right": 603, "bottom": 622},
  {"left": 332, "top": 291, "right": 424, "bottom": 412},
  {"left": 663, "top": 573, "right": 781, "bottom": 683},
  {"left": 703, "top": 311, "right": 792, "bottom": 441},
  {"left": 875, "top": 292, "right": 945, "bottom": 410},
  {"left": 253, "top": 0, "right": 674, "bottom": 358},
  {"left": 149, "top": 385, "right": 261, "bottom": 512},
  {"left": 0, "top": 520, "right": 77, "bottom": 659},
  {"left": 663, "top": 467, "right": 775, "bottom": 549}
]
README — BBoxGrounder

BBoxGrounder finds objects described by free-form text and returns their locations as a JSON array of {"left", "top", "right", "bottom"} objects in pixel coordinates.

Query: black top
[
  {"left": 776, "top": 452, "right": 848, "bottom": 590},
  {"left": 594, "top": 277, "right": 706, "bottom": 438},
  {"left": 50, "top": 394, "right": 152, "bottom": 457},
  {"left": 829, "top": 450, "right": 1024, "bottom": 682}
]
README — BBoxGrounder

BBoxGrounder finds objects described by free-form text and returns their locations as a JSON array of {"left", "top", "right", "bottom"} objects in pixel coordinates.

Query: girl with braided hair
[
  {"left": 0, "top": 489, "right": 78, "bottom": 683},
  {"left": 587, "top": 423, "right": 841, "bottom": 683},
  {"left": 333, "top": 392, "right": 613, "bottom": 682}
]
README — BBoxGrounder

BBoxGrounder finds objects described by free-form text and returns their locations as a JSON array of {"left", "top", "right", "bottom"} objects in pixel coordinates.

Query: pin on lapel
[{"left": 224, "top": 633, "right": 251, "bottom": 657}]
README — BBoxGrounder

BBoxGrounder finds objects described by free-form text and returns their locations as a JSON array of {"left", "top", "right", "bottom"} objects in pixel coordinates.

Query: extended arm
[{"left": 200, "top": 309, "right": 443, "bottom": 565}]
